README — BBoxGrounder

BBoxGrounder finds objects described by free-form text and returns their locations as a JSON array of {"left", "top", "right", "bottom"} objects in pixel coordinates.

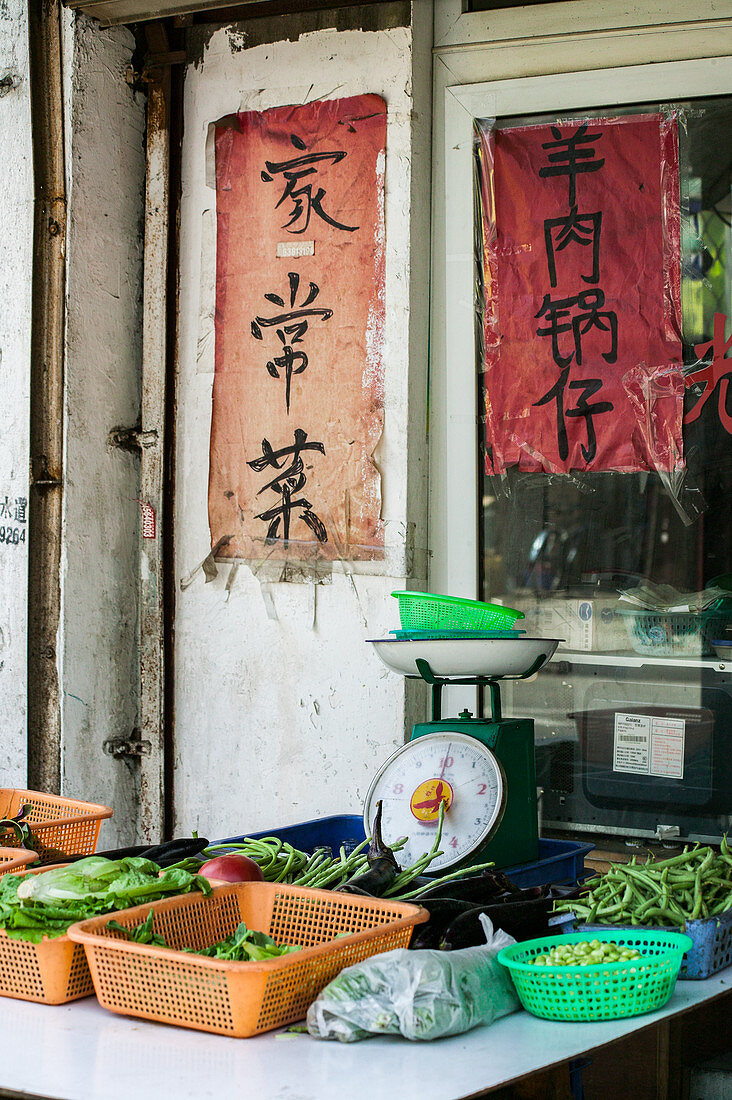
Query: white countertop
[{"left": 0, "top": 969, "right": 729, "bottom": 1100}]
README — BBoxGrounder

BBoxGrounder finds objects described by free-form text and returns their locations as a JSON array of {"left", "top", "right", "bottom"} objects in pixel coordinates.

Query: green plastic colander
[
  {"left": 391, "top": 591, "right": 524, "bottom": 632},
  {"left": 497, "top": 930, "right": 692, "bottom": 1022}
]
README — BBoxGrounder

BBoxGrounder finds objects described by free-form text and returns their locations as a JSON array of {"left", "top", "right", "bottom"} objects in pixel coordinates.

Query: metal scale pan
[{"left": 367, "top": 636, "right": 560, "bottom": 679}]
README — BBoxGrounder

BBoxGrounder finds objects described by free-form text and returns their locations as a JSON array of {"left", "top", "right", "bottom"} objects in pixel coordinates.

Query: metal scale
[{"left": 364, "top": 638, "right": 560, "bottom": 872}]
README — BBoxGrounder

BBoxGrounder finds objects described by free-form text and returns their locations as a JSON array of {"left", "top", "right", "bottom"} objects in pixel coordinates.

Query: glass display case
[{"left": 477, "top": 96, "right": 732, "bottom": 844}]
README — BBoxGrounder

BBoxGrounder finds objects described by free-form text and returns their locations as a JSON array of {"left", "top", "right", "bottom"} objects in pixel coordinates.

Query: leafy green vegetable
[
  {"left": 193, "top": 922, "right": 301, "bottom": 962},
  {"left": 106, "top": 914, "right": 301, "bottom": 962},
  {"left": 106, "top": 909, "right": 169, "bottom": 946},
  {"left": 0, "top": 857, "right": 212, "bottom": 943}
]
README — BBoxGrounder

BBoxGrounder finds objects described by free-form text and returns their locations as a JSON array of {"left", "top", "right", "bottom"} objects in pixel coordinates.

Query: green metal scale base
[{"left": 409, "top": 658, "right": 539, "bottom": 871}]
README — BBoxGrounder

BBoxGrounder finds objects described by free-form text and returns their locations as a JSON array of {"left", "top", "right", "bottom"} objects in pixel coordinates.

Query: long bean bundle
[
  {"left": 554, "top": 840, "right": 732, "bottom": 928},
  {"left": 201, "top": 806, "right": 495, "bottom": 900}
]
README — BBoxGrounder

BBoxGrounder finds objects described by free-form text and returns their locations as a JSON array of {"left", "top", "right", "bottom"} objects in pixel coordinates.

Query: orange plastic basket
[
  {"left": 69, "top": 881, "right": 429, "bottom": 1037},
  {"left": 0, "top": 847, "right": 38, "bottom": 876},
  {"left": 0, "top": 865, "right": 94, "bottom": 1004},
  {"left": 0, "top": 928, "right": 94, "bottom": 1005},
  {"left": 0, "top": 788, "right": 112, "bottom": 863}
]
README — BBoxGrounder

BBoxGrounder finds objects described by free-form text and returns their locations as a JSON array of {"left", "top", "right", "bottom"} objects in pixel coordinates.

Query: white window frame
[{"left": 429, "top": 57, "right": 732, "bottom": 613}]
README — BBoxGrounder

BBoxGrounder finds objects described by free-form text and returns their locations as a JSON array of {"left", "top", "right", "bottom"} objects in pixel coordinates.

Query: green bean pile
[
  {"left": 201, "top": 805, "right": 495, "bottom": 901},
  {"left": 554, "top": 839, "right": 732, "bottom": 928}
]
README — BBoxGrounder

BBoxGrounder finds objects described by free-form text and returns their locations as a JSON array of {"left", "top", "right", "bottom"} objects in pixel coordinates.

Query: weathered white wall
[
  {"left": 173, "top": 11, "right": 432, "bottom": 839},
  {"left": 60, "top": 14, "right": 146, "bottom": 844},
  {"left": 0, "top": 0, "right": 32, "bottom": 785}
]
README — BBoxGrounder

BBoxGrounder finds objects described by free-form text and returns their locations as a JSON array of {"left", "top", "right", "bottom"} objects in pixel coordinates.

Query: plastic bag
[{"left": 306, "top": 915, "right": 521, "bottom": 1042}]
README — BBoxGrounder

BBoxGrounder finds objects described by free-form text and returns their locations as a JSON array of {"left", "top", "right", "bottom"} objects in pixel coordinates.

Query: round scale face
[{"left": 363, "top": 731, "right": 505, "bottom": 872}]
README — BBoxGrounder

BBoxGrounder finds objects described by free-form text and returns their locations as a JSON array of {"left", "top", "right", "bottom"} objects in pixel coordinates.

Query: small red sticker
[{"left": 140, "top": 501, "right": 156, "bottom": 539}]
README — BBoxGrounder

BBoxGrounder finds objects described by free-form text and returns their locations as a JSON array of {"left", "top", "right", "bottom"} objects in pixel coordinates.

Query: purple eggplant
[
  {"left": 335, "top": 801, "right": 401, "bottom": 897},
  {"left": 407, "top": 898, "right": 479, "bottom": 949},
  {"left": 439, "top": 895, "right": 552, "bottom": 950}
]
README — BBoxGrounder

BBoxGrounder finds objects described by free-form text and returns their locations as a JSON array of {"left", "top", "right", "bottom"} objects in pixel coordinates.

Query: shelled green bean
[{"left": 554, "top": 840, "right": 732, "bottom": 928}]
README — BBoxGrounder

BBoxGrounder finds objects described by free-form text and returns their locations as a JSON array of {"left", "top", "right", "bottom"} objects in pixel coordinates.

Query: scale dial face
[{"left": 363, "top": 731, "right": 506, "bottom": 872}]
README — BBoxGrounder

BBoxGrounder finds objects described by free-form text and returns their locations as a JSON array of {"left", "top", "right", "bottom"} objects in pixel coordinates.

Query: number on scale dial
[{"left": 363, "top": 731, "right": 505, "bottom": 871}]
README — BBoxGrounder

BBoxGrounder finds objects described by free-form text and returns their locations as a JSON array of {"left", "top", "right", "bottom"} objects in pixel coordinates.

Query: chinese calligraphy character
[
  {"left": 684, "top": 311, "right": 732, "bottom": 431},
  {"left": 0, "top": 497, "right": 12, "bottom": 520},
  {"left": 534, "top": 369, "right": 614, "bottom": 463},
  {"left": 544, "top": 207, "right": 602, "bottom": 287},
  {"left": 251, "top": 271, "right": 333, "bottom": 413},
  {"left": 536, "top": 288, "right": 618, "bottom": 368},
  {"left": 539, "top": 125, "right": 605, "bottom": 207},
  {"left": 13, "top": 497, "right": 27, "bottom": 523},
  {"left": 247, "top": 429, "right": 327, "bottom": 543},
  {"left": 261, "top": 133, "right": 359, "bottom": 234}
]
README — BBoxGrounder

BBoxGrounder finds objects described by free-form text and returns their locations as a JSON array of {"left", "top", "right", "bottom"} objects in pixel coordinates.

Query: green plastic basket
[
  {"left": 497, "top": 930, "right": 692, "bottom": 1022},
  {"left": 391, "top": 591, "right": 524, "bottom": 632},
  {"left": 388, "top": 628, "right": 526, "bottom": 640}
]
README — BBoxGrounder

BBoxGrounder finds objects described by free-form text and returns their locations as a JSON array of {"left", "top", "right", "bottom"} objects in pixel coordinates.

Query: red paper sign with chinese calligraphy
[
  {"left": 210, "top": 94, "right": 386, "bottom": 561},
  {"left": 478, "top": 113, "right": 684, "bottom": 475}
]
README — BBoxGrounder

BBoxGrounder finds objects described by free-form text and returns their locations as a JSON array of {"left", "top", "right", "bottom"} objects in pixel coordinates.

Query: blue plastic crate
[
  {"left": 504, "top": 839, "right": 594, "bottom": 889},
  {"left": 216, "top": 816, "right": 591, "bottom": 887},
  {"left": 244, "top": 814, "right": 366, "bottom": 855}
]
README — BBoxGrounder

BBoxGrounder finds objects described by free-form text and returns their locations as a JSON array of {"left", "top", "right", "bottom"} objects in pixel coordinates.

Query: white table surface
[{"left": 0, "top": 969, "right": 728, "bottom": 1100}]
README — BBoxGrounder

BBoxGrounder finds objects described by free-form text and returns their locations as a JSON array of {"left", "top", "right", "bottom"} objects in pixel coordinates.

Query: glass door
[{"left": 436, "top": 59, "right": 732, "bottom": 844}]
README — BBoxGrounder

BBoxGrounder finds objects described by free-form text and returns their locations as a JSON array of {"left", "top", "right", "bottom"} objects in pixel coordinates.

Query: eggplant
[
  {"left": 416, "top": 870, "right": 530, "bottom": 906},
  {"left": 335, "top": 802, "right": 400, "bottom": 897},
  {"left": 407, "top": 898, "right": 479, "bottom": 950},
  {"left": 139, "top": 838, "right": 210, "bottom": 867},
  {"left": 549, "top": 880, "right": 595, "bottom": 903},
  {"left": 43, "top": 837, "right": 209, "bottom": 868},
  {"left": 439, "top": 896, "right": 552, "bottom": 951}
]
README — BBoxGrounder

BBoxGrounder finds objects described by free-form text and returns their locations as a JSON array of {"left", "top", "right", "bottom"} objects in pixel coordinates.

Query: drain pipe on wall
[
  {"left": 27, "top": 0, "right": 66, "bottom": 793},
  {"left": 137, "top": 25, "right": 171, "bottom": 843}
]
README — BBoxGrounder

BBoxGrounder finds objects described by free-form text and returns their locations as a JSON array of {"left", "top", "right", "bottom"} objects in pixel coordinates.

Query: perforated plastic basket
[
  {"left": 0, "top": 788, "right": 112, "bottom": 863},
  {"left": 68, "top": 881, "right": 428, "bottom": 1037},
  {"left": 0, "top": 928, "right": 93, "bottom": 1005},
  {"left": 0, "top": 866, "right": 94, "bottom": 1004},
  {"left": 0, "top": 847, "right": 38, "bottom": 876},
  {"left": 579, "top": 910, "right": 732, "bottom": 980},
  {"left": 618, "top": 607, "right": 732, "bottom": 657},
  {"left": 391, "top": 591, "right": 524, "bottom": 632},
  {"left": 497, "top": 930, "right": 691, "bottom": 1021}
]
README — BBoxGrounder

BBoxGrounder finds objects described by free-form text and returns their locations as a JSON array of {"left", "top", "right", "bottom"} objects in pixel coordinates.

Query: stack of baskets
[
  {"left": 0, "top": 788, "right": 112, "bottom": 1005},
  {"left": 390, "top": 590, "right": 525, "bottom": 640},
  {"left": 0, "top": 788, "right": 112, "bottom": 864}
]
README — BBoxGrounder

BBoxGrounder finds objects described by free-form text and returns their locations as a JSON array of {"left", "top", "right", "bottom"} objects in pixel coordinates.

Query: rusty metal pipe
[
  {"left": 137, "top": 65, "right": 170, "bottom": 843},
  {"left": 27, "top": 0, "right": 67, "bottom": 793}
]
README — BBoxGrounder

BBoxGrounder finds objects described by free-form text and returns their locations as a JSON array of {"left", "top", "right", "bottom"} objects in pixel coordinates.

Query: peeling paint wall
[
  {"left": 0, "top": 0, "right": 32, "bottom": 784},
  {"left": 173, "top": 8, "right": 432, "bottom": 838},
  {"left": 60, "top": 14, "right": 146, "bottom": 843}
]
